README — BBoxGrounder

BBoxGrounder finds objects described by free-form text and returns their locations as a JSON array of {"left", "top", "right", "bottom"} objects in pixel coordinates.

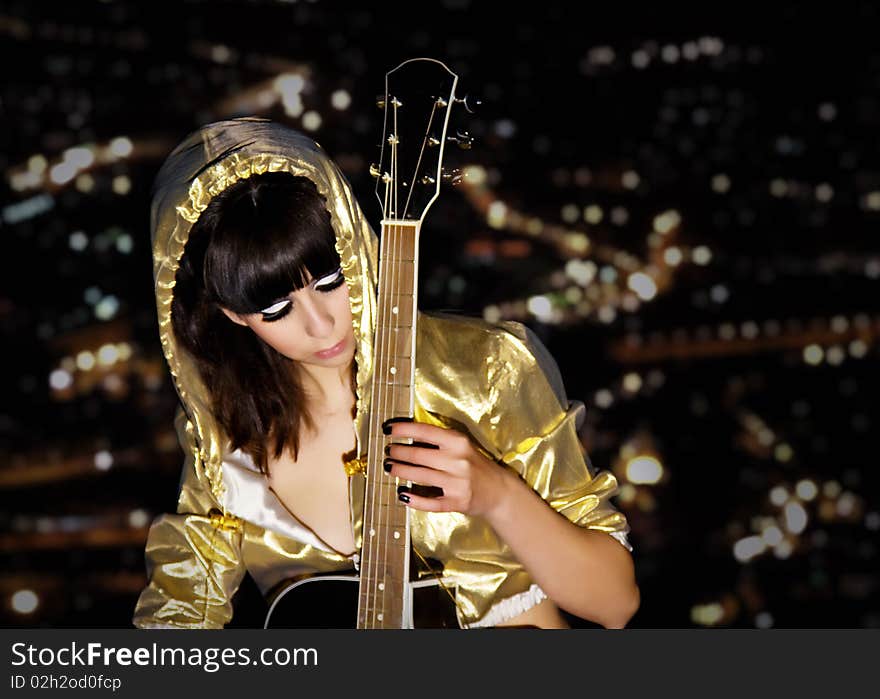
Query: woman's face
[{"left": 221, "top": 267, "right": 356, "bottom": 370}]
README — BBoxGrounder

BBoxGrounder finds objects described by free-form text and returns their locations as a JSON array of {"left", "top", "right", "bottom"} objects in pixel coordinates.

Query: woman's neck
[{"left": 299, "top": 363, "right": 355, "bottom": 416}]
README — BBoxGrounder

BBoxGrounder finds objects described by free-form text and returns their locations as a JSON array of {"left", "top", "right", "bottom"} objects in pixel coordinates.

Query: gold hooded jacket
[{"left": 133, "top": 117, "right": 631, "bottom": 629}]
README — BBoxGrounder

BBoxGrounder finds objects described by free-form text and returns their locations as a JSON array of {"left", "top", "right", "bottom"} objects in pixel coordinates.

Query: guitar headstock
[{"left": 372, "top": 58, "right": 474, "bottom": 224}]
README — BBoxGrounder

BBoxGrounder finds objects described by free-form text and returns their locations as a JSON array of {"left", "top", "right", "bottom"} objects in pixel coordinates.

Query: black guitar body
[{"left": 264, "top": 572, "right": 460, "bottom": 629}]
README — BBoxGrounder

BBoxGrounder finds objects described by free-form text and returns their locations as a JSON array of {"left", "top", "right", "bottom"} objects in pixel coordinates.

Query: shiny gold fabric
[{"left": 134, "top": 117, "right": 630, "bottom": 629}]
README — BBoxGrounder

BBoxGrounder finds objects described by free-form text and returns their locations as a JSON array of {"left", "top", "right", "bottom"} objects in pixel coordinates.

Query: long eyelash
[
  {"left": 316, "top": 273, "right": 346, "bottom": 293},
  {"left": 261, "top": 303, "right": 292, "bottom": 323}
]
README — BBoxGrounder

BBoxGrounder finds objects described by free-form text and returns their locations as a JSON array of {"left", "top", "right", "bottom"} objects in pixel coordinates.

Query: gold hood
[{"left": 150, "top": 117, "right": 378, "bottom": 505}]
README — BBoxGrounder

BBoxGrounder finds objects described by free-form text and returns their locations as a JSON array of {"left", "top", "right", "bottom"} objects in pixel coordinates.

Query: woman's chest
[{"left": 267, "top": 415, "right": 357, "bottom": 555}]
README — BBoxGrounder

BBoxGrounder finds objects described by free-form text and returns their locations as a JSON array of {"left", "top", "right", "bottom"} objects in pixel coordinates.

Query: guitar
[{"left": 264, "top": 57, "right": 472, "bottom": 629}]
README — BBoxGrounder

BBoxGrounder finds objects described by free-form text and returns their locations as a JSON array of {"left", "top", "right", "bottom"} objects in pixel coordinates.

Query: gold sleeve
[
  {"left": 132, "top": 411, "right": 246, "bottom": 629},
  {"left": 494, "top": 322, "right": 631, "bottom": 544}
]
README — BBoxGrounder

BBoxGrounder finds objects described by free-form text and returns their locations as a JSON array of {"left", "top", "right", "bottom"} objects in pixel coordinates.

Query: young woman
[{"left": 133, "top": 117, "right": 638, "bottom": 629}]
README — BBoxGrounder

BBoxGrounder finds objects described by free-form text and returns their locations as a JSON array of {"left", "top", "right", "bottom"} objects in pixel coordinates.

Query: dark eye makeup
[{"left": 258, "top": 267, "right": 345, "bottom": 323}]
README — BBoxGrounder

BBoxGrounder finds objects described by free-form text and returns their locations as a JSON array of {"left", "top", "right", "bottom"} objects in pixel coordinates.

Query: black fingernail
[
  {"left": 383, "top": 459, "right": 393, "bottom": 473},
  {"left": 384, "top": 444, "right": 391, "bottom": 455},
  {"left": 398, "top": 493, "right": 410, "bottom": 503},
  {"left": 396, "top": 485, "right": 410, "bottom": 495},
  {"left": 382, "top": 416, "right": 413, "bottom": 435}
]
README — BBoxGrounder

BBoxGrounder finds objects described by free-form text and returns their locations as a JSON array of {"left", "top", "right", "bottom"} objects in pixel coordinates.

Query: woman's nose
[{"left": 301, "top": 297, "right": 334, "bottom": 338}]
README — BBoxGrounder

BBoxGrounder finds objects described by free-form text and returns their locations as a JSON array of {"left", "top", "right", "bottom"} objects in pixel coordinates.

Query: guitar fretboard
[{"left": 357, "top": 220, "right": 420, "bottom": 629}]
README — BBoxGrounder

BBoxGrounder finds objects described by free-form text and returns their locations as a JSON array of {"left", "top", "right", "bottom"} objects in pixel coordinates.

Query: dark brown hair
[{"left": 171, "top": 172, "right": 344, "bottom": 474}]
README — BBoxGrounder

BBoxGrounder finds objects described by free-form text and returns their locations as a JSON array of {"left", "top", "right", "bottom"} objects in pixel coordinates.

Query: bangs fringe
[{"left": 202, "top": 173, "right": 341, "bottom": 314}]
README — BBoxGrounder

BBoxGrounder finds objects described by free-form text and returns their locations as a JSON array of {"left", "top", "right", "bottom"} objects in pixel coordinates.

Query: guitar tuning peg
[
  {"left": 446, "top": 130, "right": 474, "bottom": 150},
  {"left": 370, "top": 163, "right": 391, "bottom": 183},
  {"left": 453, "top": 94, "right": 482, "bottom": 114},
  {"left": 441, "top": 167, "right": 463, "bottom": 185}
]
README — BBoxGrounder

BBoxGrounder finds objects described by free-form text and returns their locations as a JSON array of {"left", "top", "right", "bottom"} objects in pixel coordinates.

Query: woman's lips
[{"left": 314, "top": 338, "right": 347, "bottom": 359}]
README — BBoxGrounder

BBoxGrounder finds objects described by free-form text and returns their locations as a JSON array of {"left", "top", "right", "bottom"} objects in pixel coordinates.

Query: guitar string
[{"left": 401, "top": 99, "right": 438, "bottom": 221}]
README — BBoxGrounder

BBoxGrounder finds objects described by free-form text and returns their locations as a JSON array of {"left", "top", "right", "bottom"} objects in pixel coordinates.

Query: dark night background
[{"left": 1, "top": 1, "right": 877, "bottom": 628}]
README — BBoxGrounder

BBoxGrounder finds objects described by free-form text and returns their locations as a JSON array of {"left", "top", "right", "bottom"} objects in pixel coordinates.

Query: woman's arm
[{"left": 385, "top": 421, "right": 640, "bottom": 629}]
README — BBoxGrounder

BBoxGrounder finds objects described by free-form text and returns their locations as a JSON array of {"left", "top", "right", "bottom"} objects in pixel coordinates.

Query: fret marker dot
[
  {"left": 377, "top": 613, "right": 384, "bottom": 621},
  {"left": 392, "top": 306, "right": 399, "bottom": 314},
  {"left": 378, "top": 583, "right": 385, "bottom": 591},
  {"left": 390, "top": 367, "right": 397, "bottom": 375},
  {"left": 393, "top": 531, "right": 401, "bottom": 539},
  {"left": 369, "top": 528, "right": 376, "bottom": 537}
]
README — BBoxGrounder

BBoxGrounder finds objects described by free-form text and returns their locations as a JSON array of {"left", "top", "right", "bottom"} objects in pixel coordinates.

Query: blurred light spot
[
  {"left": 109, "top": 136, "right": 133, "bottom": 158},
  {"left": 783, "top": 501, "right": 808, "bottom": 534},
  {"left": 97, "top": 343, "right": 119, "bottom": 366},
  {"left": 733, "top": 536, "right": 765, "bottom": 563},
  {"left": 76, "top": 351, "right": 96, "bottom": 371},
  {"left": 664, "top": 246, "right": 683, "bottom": 266},
  {"left": 774, "top": 443, "right": 793, "bottom": 462},
  {"left": 487, "top": 201, "right": 507, "bottom": 229},
  {"left": 761, "top": 525, "right": 783, "bottom": 546},
  {"left": 610, "top": 206, "right": 629, "bottom": 225},
  {"left": 116, "top": 343, "right": 133, "bottom": 361},
  {"left": 626, "top": 456, "right": 663, "bottom": 485},
  {"left": 95, "top": 295, "right": 120, "bottom": 320},
  {"left": 302, "top": 110, "right": 322, "bottom": 131},
  {"left": 691, "top": 602, "right": 724, "bottom": 626},
  {"left": 621, "top": 170, "right": 640, "bottom": 189},
  {"left": 692, "top": 246, "right": 712, "bottom": 265},
  {"left": 63, "top": 146, "right": 94, "bottom": 169},
  {"left": 28, "top": 154, "right": 48, "bottom": 174},
  {"left": 848, "top": 340, "right": 867, "bottom": 358},
  {"left": 653, "top": 210, "right": 680, "bottom": 234},
  {"left": 94, "top": 450, "right": 113, "bottom": 471},
  {"left": 711, "top": 173, "right": 731, "bottom": 193},
  {"left": 803, "top": 344, "right": 824, "bottom": 365},
  {"left": 837, "top": 492, "right": 856, "bottom": 517},
  {"left": 3, "top": 194, "right": 55, "bottom": 224},
  {"left": 463, "top": 165, "right": 486, "bottom": 185},
  {"left": 75, "top": 173, "right": 95, "bottom": 192},
  {"left": 770, "top": 178, "right": 788, "bottom": 197},
  {"left": 49, "top": 369, "right": 73, "bottom": 391},
  {"left": 818, "top": 102, "right": 837, "bottom": 121},
  {"left": 527, "top": 295, "right": 553, "bottom": 321},
  {"left": 112, "top": 175, "right": 131, "bottom": 195},
  {"left": 627, "top": 272, "right": 657, "bottom": 301},
  {"left": 595, "top": 389, "right": 613, "bottom": 408},
  {"left": 773, "top": 539, "right": 793, "bottom": 559},
  {"left": 755, "top": 612, "right": 774, "bottom": 629},
  {"left": 331, "top": 89, "right": 351, "bottom": 110},
  {"left": 597, "top": 305, "right": 616, "bottom": 324},
  {"left": 823, "top": 480, "right": 842, "bottom": 498},
  {"left": 49, "top": 161, "right": 77, "bottom": 185},
  {"left": 622, "top": 372, "right": 642, "bottom": 393},
  {"left": 128, "top": 509, "right": 150, "bottom": 528},
  {"left": 483, "top": 305, "right": 501, "bottom": 323},
  {"left": 826, "top": 345, "right": 845, "bottom": 365},
  {"left": 769, "top": 486, "right": 789, "bottom": 507},
  {"left": 494, "top": 119, "right": 516, "bottom": 138},
  {"left": 583, "top": 204, "right": 603, "bottom": 224},
  {"left": 631, "top": 50, "right": 650, "bottom": 69},
  {"left": 599, "top": 266, "right": 617, "bottom": 284},
  {"left": 561, "top": 204, "right": 580, "bottom": 223},
  {"left": 709, "top": 284, "right": 729, "bottom": 303},
  {"left": 796, "top": 479, "right": 818, "bottom": 501},
  {"left": 815, "top": 183, "right": 834, "bottom": 202},
  {"left": 12, "top": 590, "right": 39, "bottom": 615}
]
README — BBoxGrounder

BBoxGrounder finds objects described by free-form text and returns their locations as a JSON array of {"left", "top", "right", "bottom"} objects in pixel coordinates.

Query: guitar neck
[{"left": 357, "top": 219, "right": 421, "bottom": 629}]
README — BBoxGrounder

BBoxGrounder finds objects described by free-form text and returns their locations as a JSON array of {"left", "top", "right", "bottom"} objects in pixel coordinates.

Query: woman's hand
[{"left": 382, "top": 419, "right": 512, "bottom": 518}]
